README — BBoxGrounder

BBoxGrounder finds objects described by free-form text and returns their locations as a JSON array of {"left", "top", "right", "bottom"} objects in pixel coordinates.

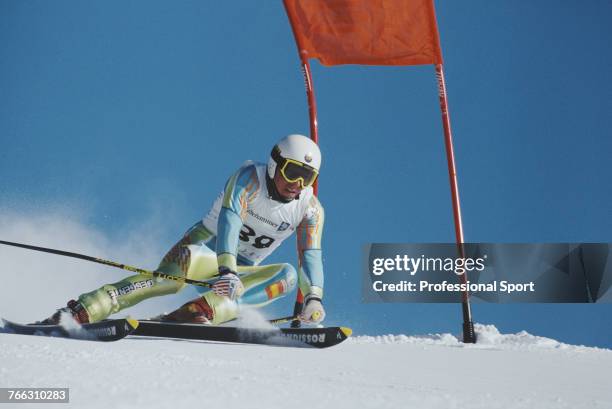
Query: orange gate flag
[{"left": 284, "top": 0, "right": 443, "bottom": 67}]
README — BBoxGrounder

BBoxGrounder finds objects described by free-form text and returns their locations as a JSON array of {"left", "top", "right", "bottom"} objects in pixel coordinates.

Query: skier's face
[{"left": 274, "top": 168, "right": 303, "bottom": 200}]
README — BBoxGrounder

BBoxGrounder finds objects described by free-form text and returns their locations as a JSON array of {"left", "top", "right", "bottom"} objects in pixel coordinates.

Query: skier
[{"left": 41, "top": 134, "right": 325, "bottom": 326}]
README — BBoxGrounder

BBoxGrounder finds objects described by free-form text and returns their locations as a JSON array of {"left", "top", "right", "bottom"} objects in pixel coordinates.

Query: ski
[
  {"left": 1, "top": 318, "right": 139, "bottom": 342},
  {"left": 133, "top": 320, "right": 352, "bottom": 348}
]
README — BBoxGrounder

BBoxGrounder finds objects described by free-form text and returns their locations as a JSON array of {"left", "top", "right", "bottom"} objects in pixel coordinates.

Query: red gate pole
[
  {"left": 284, "top": 4, "right": 320, "bottom": 327},
  {"left": 300, "top": 59, "right": 320, "bottom": 195},
  {"left": 435, "top": 64, "right": 476, "bottom": 343},
  {"left": 287, "top": 58, "right": 320, "bottom": 328}
]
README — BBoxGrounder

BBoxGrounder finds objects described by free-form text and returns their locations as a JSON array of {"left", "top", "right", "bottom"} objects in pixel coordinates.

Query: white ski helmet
[{"left": 267, "top": 134, "right": 322, "bottom": 185}]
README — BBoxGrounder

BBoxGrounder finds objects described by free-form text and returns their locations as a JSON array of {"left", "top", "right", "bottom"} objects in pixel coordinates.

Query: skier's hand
[
  {"left": 212, "top": 268, "right": 244, "bottom": 300},
  {"left": 299, "top": 295, "right": 325, "bottom": 324}
]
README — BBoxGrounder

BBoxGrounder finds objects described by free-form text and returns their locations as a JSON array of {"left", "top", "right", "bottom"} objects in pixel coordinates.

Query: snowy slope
[{"left": 1, "top": 324, "right": 610, "bottom": 409}]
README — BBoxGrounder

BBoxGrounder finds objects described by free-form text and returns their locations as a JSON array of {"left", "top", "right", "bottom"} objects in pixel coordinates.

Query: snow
[
  {"left": 1, "top": 323, "right": 610, "bottom": 409},
  {"left": 350, "top": 323, "right": 605, "bottom": 351}
]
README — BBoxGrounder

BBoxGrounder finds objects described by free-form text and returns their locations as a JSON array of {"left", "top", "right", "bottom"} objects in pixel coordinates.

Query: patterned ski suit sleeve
[
  {"left": 296, "top": 195, "right": 325, "bottom": 299},
  {"left": 216, "top": 164, "right": 260, "bottom": 271}
]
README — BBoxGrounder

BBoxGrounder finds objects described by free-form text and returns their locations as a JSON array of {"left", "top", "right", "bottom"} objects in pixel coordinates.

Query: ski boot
[
  {"left": 38, "top": 299, "right": 90, "bottom": 325},
  {"left": 156, "top": 297, "right": 213, "bottom": 324}
]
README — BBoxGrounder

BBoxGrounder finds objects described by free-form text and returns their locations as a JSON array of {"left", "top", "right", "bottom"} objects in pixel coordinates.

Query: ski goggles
[{"left": 278, "top": 158, "right": 319, "bottom": 188}]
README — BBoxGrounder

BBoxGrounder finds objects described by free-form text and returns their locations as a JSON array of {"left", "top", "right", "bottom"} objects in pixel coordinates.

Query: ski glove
[
  {"left": 299, "top": 295, "right": 325, "bottom": 324},
  {"left": 212, "top": 267, "right": 245, "bottom": 300}
]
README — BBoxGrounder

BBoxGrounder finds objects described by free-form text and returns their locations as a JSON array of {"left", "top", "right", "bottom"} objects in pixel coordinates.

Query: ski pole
[
  {"left": 0, "top": 239, "right": 214, "bottom": 289},
  {"left": 269, "top": 315, "right": 296, "bottom": 325},
  {"left": 268, "top": 311, "right": 321, "bottom": 325}
]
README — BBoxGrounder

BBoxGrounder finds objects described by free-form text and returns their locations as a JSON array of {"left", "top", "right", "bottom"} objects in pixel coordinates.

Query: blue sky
[{"left": 1, "top": 1, "right": 611, "bottom": 347}]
